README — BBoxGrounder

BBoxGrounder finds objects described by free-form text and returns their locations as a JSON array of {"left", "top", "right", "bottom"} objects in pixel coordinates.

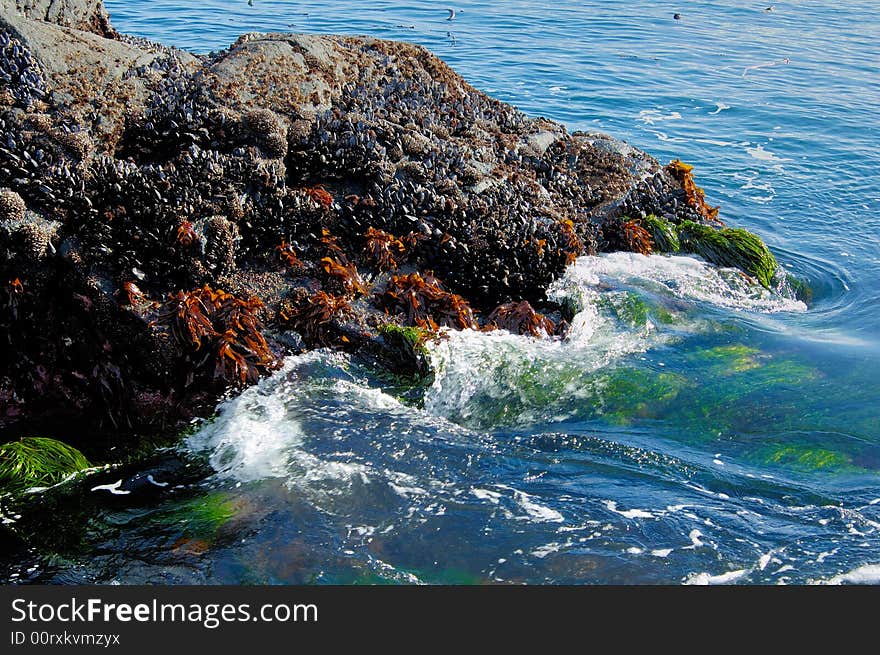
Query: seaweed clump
[
  {"left": 279, "top": 290, "right": 352, "bottom": 346},
  {"left": 603, "top": 218, "right": 653, "bottom": 255},
  {"left": 363, "top": 227, "right": 407, "bottom": 272},
  {"left": 677, "top": 221, "right": 778, "bottom": 288},
  {"left": 643, "top": 214, "right": 680, "bottom": 253},
  {"left": 376, "top": 273, "right": 478, "bottom": 330},
  {"left": 159, "top": 286, "right": 278, "bottom": 387},
  {"left": 0, "top": 437, "right": 90, "bottom": 494},
  {"left": 665, "top": 160, "right": 720, "bottom": 222},
  {"left": 486, "top": 301, "right": 556, "bottom": 337}
]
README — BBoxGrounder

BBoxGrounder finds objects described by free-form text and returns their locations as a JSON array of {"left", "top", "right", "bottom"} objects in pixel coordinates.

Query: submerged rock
[{"left": 0, "top": 1, "right": 779, "bottom": 446}]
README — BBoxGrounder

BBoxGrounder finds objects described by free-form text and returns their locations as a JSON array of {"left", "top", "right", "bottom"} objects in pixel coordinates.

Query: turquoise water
[{"left": 5, "top": 1, "right": 879, "bottom": 584}]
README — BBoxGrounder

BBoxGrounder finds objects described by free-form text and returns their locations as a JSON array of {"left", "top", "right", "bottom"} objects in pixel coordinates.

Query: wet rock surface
[{"left": 0, "top": 1, "right": 738, "bottom": 444}]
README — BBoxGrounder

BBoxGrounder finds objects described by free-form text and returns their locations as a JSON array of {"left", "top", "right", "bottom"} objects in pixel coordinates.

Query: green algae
[
  {"left": 688, "top": 344, "right": 763, "bottom": 374},
  {"left": 784, "top": 274, "right": 814, "bottom": 305},
  {"left": 597, "top": 291, "right": 683, "bottom": 328},
  {"left": 644, "top": 214, "right": 680, "bottom": 253},
  {"left": 594, "top": 367, "right": 690, "bottom": 424},
  {"left": 751, "top": 443, "right": 854, "bottom": 472},
  {"left": 0, "top": 438, "right": 91, "bottom": 494},
  {"left": 380, "top": 324, "right": 432, "bottom": 353},
  {"left": 597, "top": 292, "right": 650, "bottom": 327},
  {"left": 164, "top": 491, "right": 240, "bottom": 540},
  {"left": 676, "top": 221, "right": 778, "bottom": 288}
]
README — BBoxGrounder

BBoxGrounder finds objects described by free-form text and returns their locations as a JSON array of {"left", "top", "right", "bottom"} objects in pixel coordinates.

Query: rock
[
  {"left": 1, "top": 0, "right": 115, "bottom": 37},
  {"left": 0, "top": 1, "right": 768, "bottom": 445}
]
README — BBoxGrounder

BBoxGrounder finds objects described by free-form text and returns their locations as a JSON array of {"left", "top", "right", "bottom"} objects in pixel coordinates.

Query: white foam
[
  {"left": 557, "top": 253, "right": 806, "bottom": 314},
  {"left": 709, "top": 102, "right": 730, "bottom": 115},
  {"left": 685, "top": 529, "right": 704, "bottom": 549},
  {"left": 684, "top": 569, "right": 748, "bottom": 585},
  {"left": 471, "top": 488, "right": 502, "bottom": 503},
  {"left": 815, "top": 548, "right": 838, "bottom": 564},
  {"left": 652, "top": 548, "right": 673, "bottom": 558},
  {"left": 604, "top": 500, "right": 654, "bottom": 520},
  {"left": 186, "top": 352, "right": 437, "bottom": 510},
  {"left": 823, "top": 564, "right": 880, "bottom": 585},
  {"left": 746, "top": 144, "right": 790, "bottom": 164},
  {"left": 637, "top": 109, "right": 682, "bottom": 125},
  {"left": 532, "top": 542, "right": 563, "bottom": 558},
  {"left": 423, "top": 290, "right": 653, "bottom": 426},
  {"left": 506, "top": 487, "right": 564, "bottom": 523}
]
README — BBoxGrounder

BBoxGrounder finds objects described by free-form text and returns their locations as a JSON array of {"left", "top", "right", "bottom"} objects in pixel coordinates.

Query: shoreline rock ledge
[{"left": 0, "top": 1, "right": 778, "bottom": 447}]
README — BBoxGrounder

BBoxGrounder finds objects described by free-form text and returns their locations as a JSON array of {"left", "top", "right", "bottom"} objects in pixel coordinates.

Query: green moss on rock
[
  {"left": 379, "top": 324, "right": 432, "bottom": 355},
  {"left": 0, "top": 437, "right": 91, "bottom": 494},
  {"left": 677, "top": 221, "right": 777, "bottom": 288}
]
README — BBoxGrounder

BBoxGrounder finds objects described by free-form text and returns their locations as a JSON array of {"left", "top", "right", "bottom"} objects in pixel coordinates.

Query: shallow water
[{"left": 3, "top": 0, "right": 879, "bottom": 584}]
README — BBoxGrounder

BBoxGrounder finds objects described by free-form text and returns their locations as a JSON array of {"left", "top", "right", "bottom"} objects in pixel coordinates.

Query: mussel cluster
[{"left": 0, "top": 29, "right": 46, "bottom": 108}]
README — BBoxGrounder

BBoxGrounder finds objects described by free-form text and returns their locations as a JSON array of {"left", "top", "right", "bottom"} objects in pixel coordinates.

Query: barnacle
[
  {"left": 0, "top": 188, "right": 26, "bottom": 222},
  {"left": 363, "top": 227, "right": 406, "bottom": 271},
  {"left": 665, "top": 159, "right": 721, "bottom": 222},
  {"left": 375, "top": 272, "right": 477, "bottom": 330},
  {"left": 486, "top": 301, "right": 555, "bottom": 337},
  {"left": 242, "top": 108, "right": 288, "bottom": 159}
]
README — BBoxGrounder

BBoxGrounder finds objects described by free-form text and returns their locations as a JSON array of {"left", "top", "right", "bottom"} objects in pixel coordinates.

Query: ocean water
[{"left": 5, "top": 0, "right": 880, "bottom": 585}]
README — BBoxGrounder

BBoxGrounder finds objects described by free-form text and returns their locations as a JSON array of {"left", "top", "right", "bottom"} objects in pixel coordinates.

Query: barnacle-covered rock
[
  {"left": 0, "top": 189, "right": 26, "bottom": 223},
  {"left": 202, "top": 216, "right": 239, "bottom": 276},
  {"left": 8, "top": 219, "right": 57, "bottom": 261},
  {"left": 242, "top": 108, "right": 288, "bottom": 159}
]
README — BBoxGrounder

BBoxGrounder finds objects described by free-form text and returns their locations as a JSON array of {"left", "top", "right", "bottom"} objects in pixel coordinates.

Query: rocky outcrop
[
  {"left": 2, "top": 0, "right": 113, "bottom": 36},
  {"left": 0, "top": 1, "right": 768, "bottom": 443}
]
